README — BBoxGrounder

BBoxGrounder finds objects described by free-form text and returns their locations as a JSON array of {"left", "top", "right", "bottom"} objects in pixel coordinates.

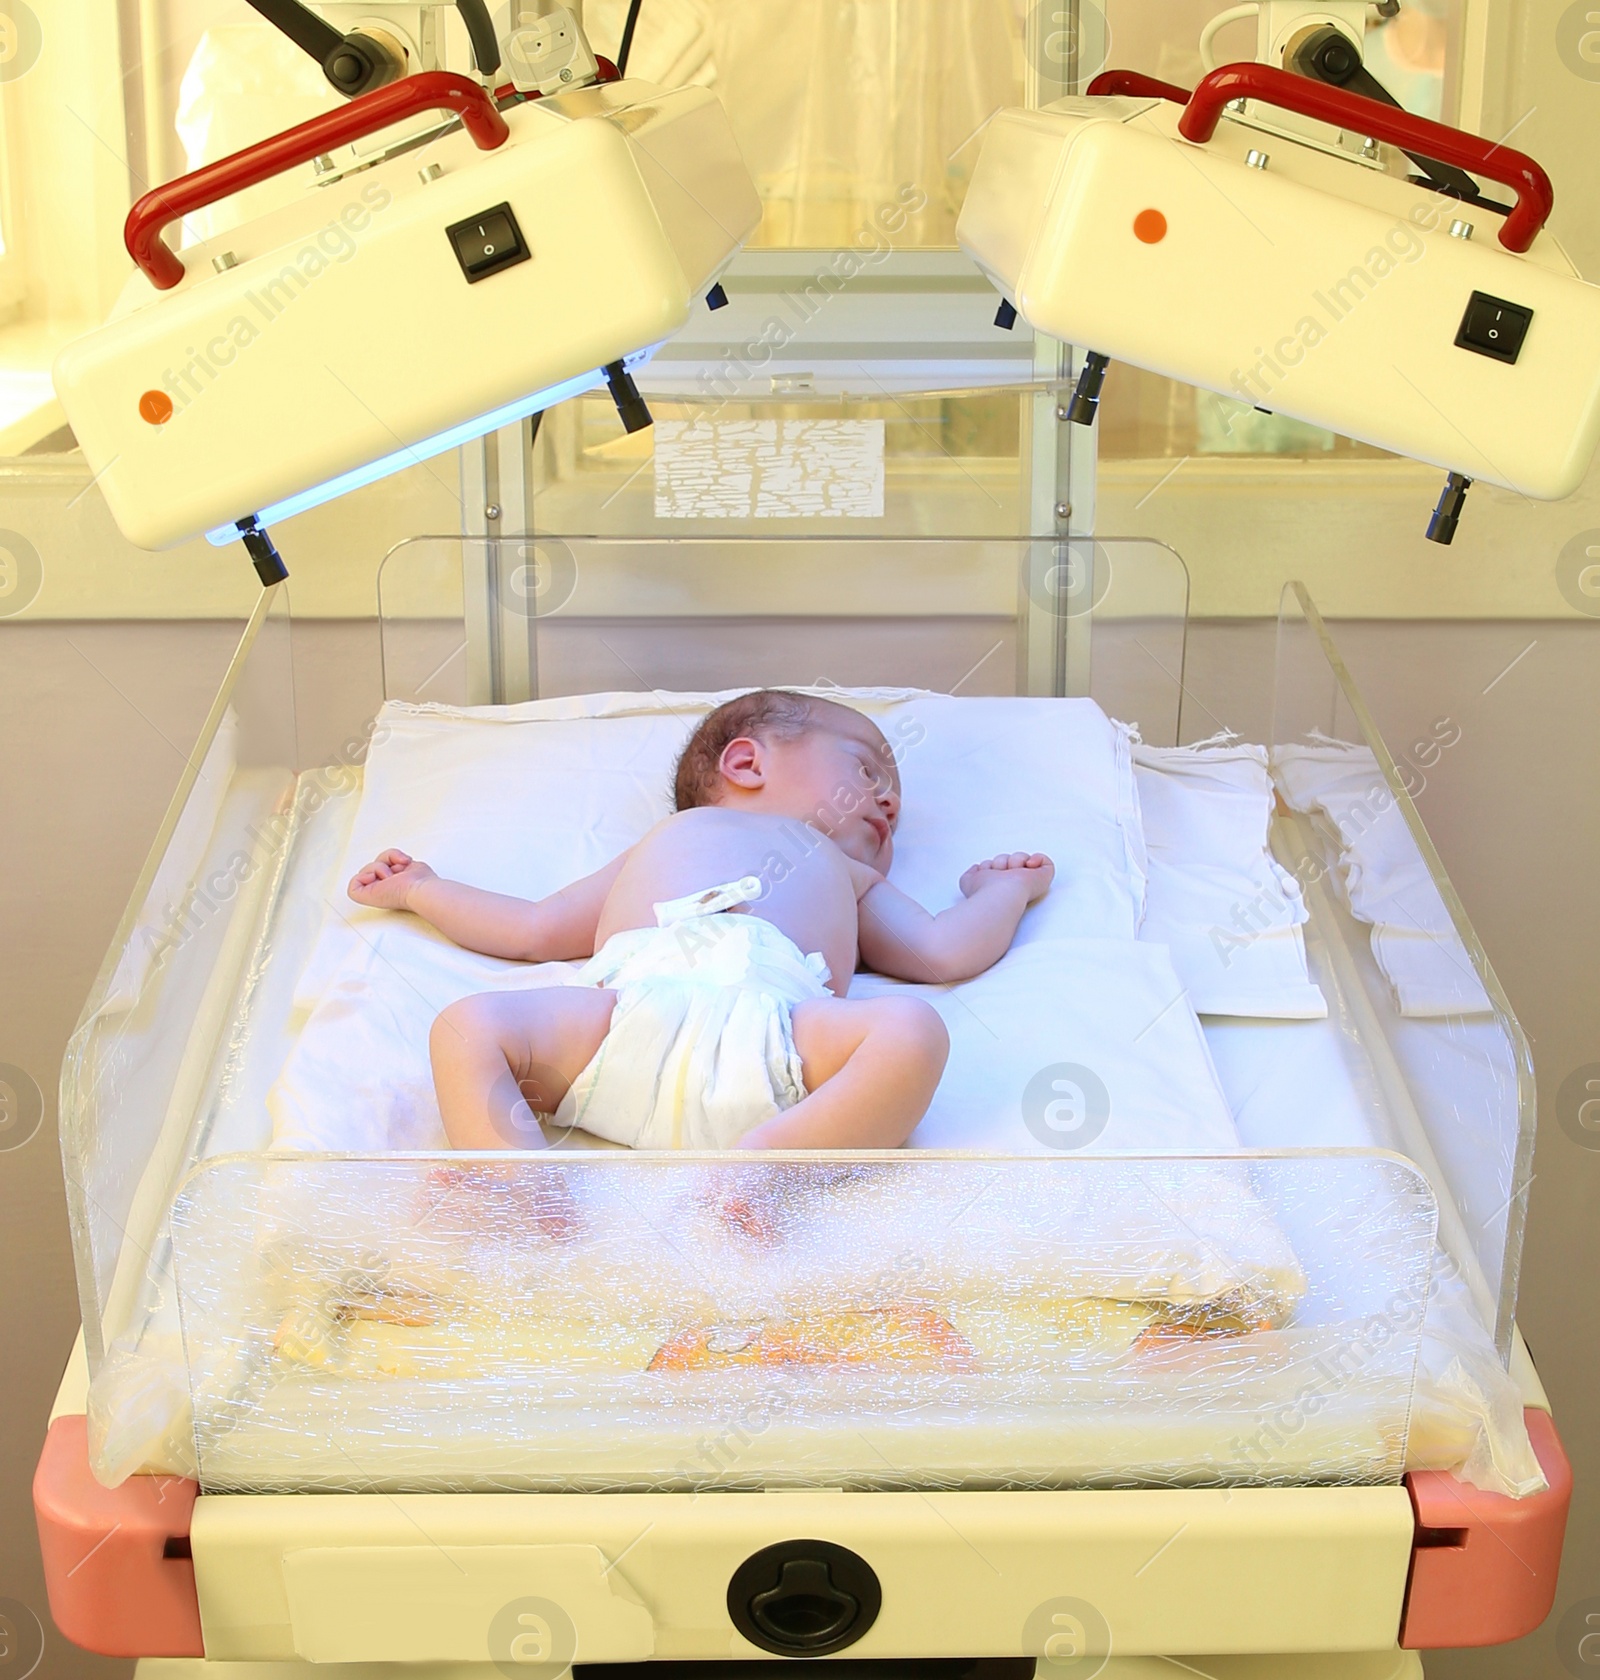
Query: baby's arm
[
  {"left": 857, "top": 853, "right": 1054, "bottom": 984},
  {"left": 347, "top": 848, "right": 627, "bottom": 962}
]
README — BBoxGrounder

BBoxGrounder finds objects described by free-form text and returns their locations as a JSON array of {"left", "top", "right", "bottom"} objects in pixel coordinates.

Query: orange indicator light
[{"left": 1133, "top": 208, "right": 1168, "bottom": 243}]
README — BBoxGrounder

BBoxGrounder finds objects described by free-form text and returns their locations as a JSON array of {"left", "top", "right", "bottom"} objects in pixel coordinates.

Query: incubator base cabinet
[
  {"left": 34, "top": 540, "right": 1570, "bottom": 1669},
  {"left": 35, "top": 1360, "right": 1571, "bottom": 1669}
]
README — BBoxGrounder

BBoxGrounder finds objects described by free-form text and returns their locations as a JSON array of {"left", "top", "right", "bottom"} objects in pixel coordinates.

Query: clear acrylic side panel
[
  {"left": 1271, "top": 583, "right": 1533, "bottom": 1360},
  {"left": 58, "top": 587, "right": 390, "bottom": 1482},
  {"left": 376, "top": 536, "right": 1190, "bottom": 741},
  {"left": 59, "top": 587, "right": 296, "bottom": 1376},
  {"left": 171, "top": 1152, "right": 1436, "bottom": 1493}
]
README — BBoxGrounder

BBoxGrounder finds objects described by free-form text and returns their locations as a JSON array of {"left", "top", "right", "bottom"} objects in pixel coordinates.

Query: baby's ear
[{"left": 718, "top": 735, "right": 765, "bottom": 789}]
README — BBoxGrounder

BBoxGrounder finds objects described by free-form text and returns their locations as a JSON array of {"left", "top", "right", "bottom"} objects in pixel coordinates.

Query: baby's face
[{"left": 762, "top": 714, "right": 902, "bottom": 869}]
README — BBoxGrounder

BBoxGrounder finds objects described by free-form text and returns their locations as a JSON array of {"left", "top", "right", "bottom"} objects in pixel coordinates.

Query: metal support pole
[
  {"left": 460, "top": 418, "right": 541, "bottom": 704},
  {"left": 1018, "top": 0, "right": 1098, "bottom": 698}
]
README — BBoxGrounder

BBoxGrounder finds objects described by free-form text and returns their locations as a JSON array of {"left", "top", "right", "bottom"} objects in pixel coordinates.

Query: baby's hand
[
  {"left": 960, "top": 852, "right": 1055, "bottom": 905},
  {"left": 348, "top": 849, "right": 436, "bottom": 910}
]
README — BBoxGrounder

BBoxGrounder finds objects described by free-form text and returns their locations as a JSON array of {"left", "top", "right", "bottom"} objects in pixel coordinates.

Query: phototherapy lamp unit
[
  {"left": 959, "top": 9, "right": 1600, "bottom": 543},
  {"left": 53, "top": 0, "right": 760, "bottom": 582}
]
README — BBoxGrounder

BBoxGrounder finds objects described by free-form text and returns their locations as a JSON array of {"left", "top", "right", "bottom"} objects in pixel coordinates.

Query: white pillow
[{"left": 296, "top": 686, "right": 1147, "bottom": 1007}]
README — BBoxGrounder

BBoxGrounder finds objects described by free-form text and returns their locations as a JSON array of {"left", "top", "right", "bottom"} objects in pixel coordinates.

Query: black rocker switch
[
  {"left": 1454, "top": 290, "right": 1533, "bottom": 365},
  {"left": 446, "top": 203, "right": 529, "bottom": 283}
]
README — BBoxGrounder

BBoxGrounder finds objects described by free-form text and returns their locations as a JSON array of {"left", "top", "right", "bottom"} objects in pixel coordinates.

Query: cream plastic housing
[
  {"left": 190, "top": 1485, "right": 1416, "bottom": 1662},
  {"left": 956, "top": 95, "right": 1600, "bottom": 499},
  {"left": 52, "top": 81, "right": 762, "bottom": 550}
]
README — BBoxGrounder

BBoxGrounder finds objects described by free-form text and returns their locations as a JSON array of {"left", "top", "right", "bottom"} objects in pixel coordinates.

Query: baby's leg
[
  {"left": 738, "top": 995, "right": 948, "bottom": 1150},
  {"left": 430, "top": 987, "right": 616, "bottom": 1149}
]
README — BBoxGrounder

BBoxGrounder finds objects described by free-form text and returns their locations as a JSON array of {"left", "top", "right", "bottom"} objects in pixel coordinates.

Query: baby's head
[{"left": 673, "top": 690, "right": 901, "bottom": 868}]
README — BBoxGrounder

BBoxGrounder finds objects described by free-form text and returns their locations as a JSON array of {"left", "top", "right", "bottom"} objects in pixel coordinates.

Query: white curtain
[
  {"left": 591, "top": 0, "right": 1023, "bottom": 245},
  {"left": 178, "top": 1, "right": 1025, "bottom": 248}
]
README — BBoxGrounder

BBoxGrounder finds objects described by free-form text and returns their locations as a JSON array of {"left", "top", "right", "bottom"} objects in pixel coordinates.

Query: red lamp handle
[
  {"left": 1175, "top": 61, "right": 1552, "bottom": 253},
  {"left": 1085, "top": 69, "right": 1191, "bottom": 103},
  {"left": 125, "top": 71, "right": 510, "bottom": 290}
]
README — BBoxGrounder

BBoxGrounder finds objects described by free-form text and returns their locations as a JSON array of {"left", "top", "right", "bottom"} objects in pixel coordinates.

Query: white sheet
[
  {"left": 1133, "top": 737, "right": 1326, "bottom": 1019},
  {"left": 1274, "top": 739, "right": 1493, "bottom": 1018}
]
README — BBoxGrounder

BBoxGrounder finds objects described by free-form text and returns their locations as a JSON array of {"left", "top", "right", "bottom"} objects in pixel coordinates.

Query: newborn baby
[{"left": 348, "top": 690, "right": 1053, "bottom": 1151}]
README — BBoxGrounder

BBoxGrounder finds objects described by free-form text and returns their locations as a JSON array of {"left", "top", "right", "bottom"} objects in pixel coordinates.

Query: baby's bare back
[{"left": 595, "top": 808, "right": 863, "bottom": 994}]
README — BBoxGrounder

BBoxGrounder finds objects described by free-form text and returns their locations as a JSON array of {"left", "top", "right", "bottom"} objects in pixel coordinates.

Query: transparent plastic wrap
[{"left": 169, "top": 1152, "right": 1435, "bottom": 1492}]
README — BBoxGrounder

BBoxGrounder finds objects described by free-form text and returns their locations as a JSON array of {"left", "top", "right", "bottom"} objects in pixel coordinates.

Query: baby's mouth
[{"left": 865, "top": 815, "right": 890, "bottom": 850}]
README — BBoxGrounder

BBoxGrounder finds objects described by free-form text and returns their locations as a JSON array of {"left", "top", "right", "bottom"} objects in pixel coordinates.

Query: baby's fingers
[{"left": 377, "top": 848, "right": 412, "bottom": 868}]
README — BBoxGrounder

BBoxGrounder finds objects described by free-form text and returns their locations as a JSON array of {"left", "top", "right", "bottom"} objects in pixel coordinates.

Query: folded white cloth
[
  {"left": 1133, "top": 737, "right": 1326, "bottom": 1019},
  {"left": 557, "top": 892, "right": 832, "bottom": 1149},
  {"left": 1275, "top": 739, "right": 1493, "bottom": 1017},
  {"left": 1366, "top": 926, "right": 1494, "bottom": 1018}
]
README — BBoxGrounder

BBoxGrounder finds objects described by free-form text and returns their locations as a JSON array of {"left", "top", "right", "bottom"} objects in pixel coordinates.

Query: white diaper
[{"left": 554, "top": 877, "right": 834, "bottom": 1149}]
